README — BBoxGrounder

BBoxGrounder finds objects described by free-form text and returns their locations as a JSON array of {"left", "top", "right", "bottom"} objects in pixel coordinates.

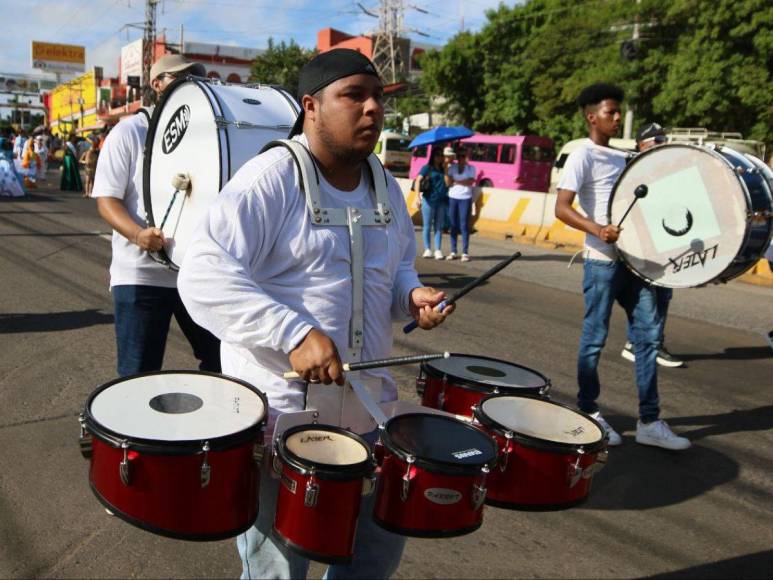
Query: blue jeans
[
  {"left": 238, "top": 431, "right": 405, "bottom": 579},
  {"left": 627, "top": 287, "right": 672, "bottom": 345},
  {"left": 421, "top": 199, "right": 446, "bottom": 252},
  {"left": 577, "top": 260, "right": 661, "bottom": 422},
  {"left": 448, "top": 198, "right": 471, "bottom": 254},
  {"left": 112, "top": 285, "right": 221, "bottom": 377}
]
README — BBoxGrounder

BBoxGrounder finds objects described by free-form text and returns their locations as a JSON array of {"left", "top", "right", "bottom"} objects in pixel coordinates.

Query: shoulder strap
[
  {"left": 135, "top": 107, "right": 152, "bottom": 123},
  {"left": 260, "top": 139, "right": 323, "bottom": 216}
]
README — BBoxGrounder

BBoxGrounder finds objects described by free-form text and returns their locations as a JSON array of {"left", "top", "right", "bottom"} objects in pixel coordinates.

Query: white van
[
  {"left": 550, "top": 137, "right": 637, "bottom": 192},
  {"left": 374, "top": 131, "right": 412, "bottom": 178}
]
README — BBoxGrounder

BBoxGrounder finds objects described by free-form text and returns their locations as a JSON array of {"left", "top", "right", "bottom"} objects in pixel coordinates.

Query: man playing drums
[
  {"left": 92, "top": 54, "right": 220, "bottom": 377},
  {"left": 555, "top": 83, "right": 690, "bottom": 451},
  {"left": 178, "top": 49, "right": 452, "bottom": 578}
]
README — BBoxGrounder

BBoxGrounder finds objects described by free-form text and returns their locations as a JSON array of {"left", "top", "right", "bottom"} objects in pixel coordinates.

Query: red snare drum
[
  {"left": 473, "top": 395, "right": 608, "bottom": 510},
  {"left": 374, "top": 413, "right": 497, "bottom": 537},
  {"left": 80, "top": 371, "right": 267, "bottom": 540},
  {"left": 272, "top": 425, "right": 375, "bottom": 564},
  {"left": 417, "top": 354, "right": 551, "bottom": 417}
]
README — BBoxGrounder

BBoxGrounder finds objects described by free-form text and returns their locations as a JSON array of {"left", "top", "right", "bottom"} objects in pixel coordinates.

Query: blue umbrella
[{"left": 408, "top": 126, "right": 474, "bottom": 149}]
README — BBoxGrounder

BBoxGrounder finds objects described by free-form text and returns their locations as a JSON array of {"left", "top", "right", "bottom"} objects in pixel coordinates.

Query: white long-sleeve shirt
[{"left": 178, "top": 142, "right": 421, "bottom": 426}]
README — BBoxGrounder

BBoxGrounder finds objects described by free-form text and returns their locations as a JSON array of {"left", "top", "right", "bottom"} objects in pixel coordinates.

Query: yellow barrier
[{"left": 396, "top": 178, "right": 773, "bottom": 287}]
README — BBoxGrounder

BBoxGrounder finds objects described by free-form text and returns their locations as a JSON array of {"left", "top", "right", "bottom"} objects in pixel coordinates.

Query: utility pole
[{"left": 142, "top": 0, "right": 159, "bottom": 106}]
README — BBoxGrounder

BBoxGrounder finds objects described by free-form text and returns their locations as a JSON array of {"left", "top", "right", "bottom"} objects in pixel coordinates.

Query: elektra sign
[{"left": 162, "top": 105, "right": 191, "bottom": 154}]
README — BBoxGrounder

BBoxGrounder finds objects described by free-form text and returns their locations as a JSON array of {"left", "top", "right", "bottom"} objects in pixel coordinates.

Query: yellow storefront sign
[{"left": 31, "top": 41, "right": 85, "bottom": 73}]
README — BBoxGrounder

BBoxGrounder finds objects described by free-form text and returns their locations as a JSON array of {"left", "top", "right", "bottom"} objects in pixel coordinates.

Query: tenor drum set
[
  {"left": 79, "top": 76, "right": 773, "bottom": 563},
  {"left": 79, "top": 354, "right": 608, "bottom": 562}
]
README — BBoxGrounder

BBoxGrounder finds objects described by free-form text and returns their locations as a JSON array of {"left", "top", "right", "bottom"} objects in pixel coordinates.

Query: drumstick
[
  {"left": 403, "top": 251, "right": 522, "bottom": 334},
  {"left": 282, "top": 352, "right": 450, "bottom": 380},
  {"left": 159, "top": 173, "right": 191, "bottom": 230},
  {"left": 616, "top": 184, "right": 648, "bottom": 228}
]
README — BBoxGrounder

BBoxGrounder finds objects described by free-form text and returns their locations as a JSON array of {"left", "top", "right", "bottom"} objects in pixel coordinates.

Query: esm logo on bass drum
[{"left": 162, "top": 105, "right": 191, "bottom": 154}]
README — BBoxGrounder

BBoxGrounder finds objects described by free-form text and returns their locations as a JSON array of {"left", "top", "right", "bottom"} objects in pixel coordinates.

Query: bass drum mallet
[{"left": 616, "top": 184, "right": 648, "bottom": 228}]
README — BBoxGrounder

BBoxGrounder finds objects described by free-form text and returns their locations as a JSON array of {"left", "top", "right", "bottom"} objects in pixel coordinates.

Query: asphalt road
[{"left": 1, "top": 182, "right": 771, "bottom": 579}]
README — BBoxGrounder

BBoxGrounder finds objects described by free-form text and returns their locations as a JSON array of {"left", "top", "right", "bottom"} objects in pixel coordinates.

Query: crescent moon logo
[{"left": 662, "top": 209, "right": 694, "bottom": 237}]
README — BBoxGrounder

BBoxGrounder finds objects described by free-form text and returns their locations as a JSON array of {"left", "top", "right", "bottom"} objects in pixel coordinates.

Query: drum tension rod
[
  {"left": 200, "top": 442, "right": 211, "bottom": 488},
  {"left": 471, "top": 465, "right": 490, "bottom": 510},
  {"left": 499, "top": 431, "right": 514, "bottom": 472},
  {"left": 401, "top": 456, "right": 416, "bottom": 502},
  {"left": 304, "top": 469, "right": 319, "bottom": 508},
  {"left": 567, "top": 448, "right": 585, "bottom": 488},
  {"left": 119, "top": 440, "right": 131, "bottom": 486},
  {"left": 78, "top": 414, "right": 92, "bottom": 460}
]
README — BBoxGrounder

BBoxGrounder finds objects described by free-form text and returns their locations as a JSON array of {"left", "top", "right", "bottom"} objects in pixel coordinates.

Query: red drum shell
[
  {"left": 474, "top": 395, "right": 607, "bottom": 510},
  {"left": 89, "top": 436, "right": 260, "bottom": 539},
  {"left": 373, "top": 413, "right": 497, "bottom": 537},
  {"left": 272, "top": 425, "right": 374, "bottom": 564},
  {"left": 373, "top": 450, "right": 487, "bottom": 537},
  {"left": 83, "top": 371, "right": 268, "bottom": 540},
  {"left": 418, "top": 354, "right": 551, "bottom": 418}
]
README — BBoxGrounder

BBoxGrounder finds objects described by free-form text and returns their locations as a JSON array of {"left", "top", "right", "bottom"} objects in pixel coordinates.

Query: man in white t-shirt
[
  {"left": 92, "top": 54, "right": 220, "bottom": 377},
  {"left": 555, "top": 83, "right": 690, "bottom": 451},
  {"left": 446, "top": 146, "right": 477, "bottom": 262},
  {"left": 178, "top": 49, "right": 452, "bottom": 579}
]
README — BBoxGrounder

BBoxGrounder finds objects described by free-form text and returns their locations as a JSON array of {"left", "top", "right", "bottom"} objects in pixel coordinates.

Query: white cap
[{"left": 150, "top": 54, "right": 206, "bottom": 82}]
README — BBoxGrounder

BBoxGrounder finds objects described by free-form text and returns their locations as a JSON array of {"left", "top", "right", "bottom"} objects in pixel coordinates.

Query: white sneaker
[
  {"left": 422, "top": 249, "right": 432, "bottom": 259},
  {"left": 446, "top": 252, "right": 457, "bottom": 260},
  {"left": 621, "top": 341, "right": 635, "bottom": 362},
  {"left": 636, "top": 419, "right": 691, "bottom": 450},
  {"left": 434, "top": 250, "right": 444, "bottom": 260},
  {"left": 590, "top": 412, "right": 622, "bottom": 446},
  {"left": 460, "top": 254, "right": 470, "bottom": 262}
]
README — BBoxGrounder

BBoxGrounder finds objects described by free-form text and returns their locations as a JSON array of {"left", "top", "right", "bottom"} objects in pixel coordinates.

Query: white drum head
[
  {"left": 90, "top": 373, "right": 266, "bottom": 441},
  {"left": 426, "top": 355, "right": 546, "bottom": 389},
  {"left": 285, "top": 429, "right": 369, "bottom": 466},
  {"left": 145, "top": 81, "right": 298, "bottom": 269},
  {"left": 610, "top": 144, "right": 749, "bottom": 288},
  {"left": 481, "top": 396, "right": 602, "bottom": 445}
]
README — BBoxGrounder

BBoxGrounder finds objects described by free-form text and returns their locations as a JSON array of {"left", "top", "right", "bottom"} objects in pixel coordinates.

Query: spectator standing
[
  {"left": 60, "top": 134, "right": 83, "bottom": 192},
  {"left": 446, "top": 146, "right": 477, "bottom": 262},
  {"left": 34, "top": 135, "right": 48, "bottom": 181},
  {"left": 415, "top": 146, "right": 450, "bottom": 259},
  {"left": 81, "top": 134, "right": 100, "bottom": 197}
]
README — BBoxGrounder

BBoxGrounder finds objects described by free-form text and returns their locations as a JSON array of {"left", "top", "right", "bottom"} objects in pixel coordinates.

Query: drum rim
[
  {"left": 276, "top": 423, "right": 374, "bottom": 479},
  {"left": 381, "top": 412, "right": 497, "bottom": 474},
  {"left": 421, "top": 353, "right": 550, "bottom": 392},
  {"left": 474, "top": 394, "right": 607, "bottom": 453},
  {"left": 607, "top": 143, "right": 756, "bottom": 288},
  {"left": 83, "top": 370, "right": 268, "bottom": 454}
]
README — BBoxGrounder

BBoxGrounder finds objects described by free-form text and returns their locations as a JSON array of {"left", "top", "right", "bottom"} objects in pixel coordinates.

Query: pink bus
[{"left": 409, "top": 133, "right": 555, "bottom": 192}]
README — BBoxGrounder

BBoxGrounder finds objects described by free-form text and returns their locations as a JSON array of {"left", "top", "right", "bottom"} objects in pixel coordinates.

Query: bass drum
[
  {"left": 609, "top": 144, "right": 773, "bottom": 288},
  {"left": 144, "top": 78, "right": 299, "bottom": 269}
]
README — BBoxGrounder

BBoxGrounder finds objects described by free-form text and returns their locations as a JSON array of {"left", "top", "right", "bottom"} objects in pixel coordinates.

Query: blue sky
[{"left": 2, "top": 0, "right": 511, "bottom": 78}]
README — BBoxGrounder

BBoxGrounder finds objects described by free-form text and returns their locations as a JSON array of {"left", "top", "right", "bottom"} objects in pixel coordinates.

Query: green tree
[
  {"left": 419, "top": 32, "right": 485, "bottom": 127},
  {"left": 249, "top": 39, "right": 317, "bottom": 97},
  {"left": 653, "top": 0, "right": 773, "bottom": 143}
]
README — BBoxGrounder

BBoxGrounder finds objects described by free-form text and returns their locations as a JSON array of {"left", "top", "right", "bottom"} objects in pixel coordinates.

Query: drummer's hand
[
  {"left": 598, "top": 225, "right": 620, "bottom": 244},
  {"left": 409, "top": 286, "right": 455, "bottom": 330},
  {"left": 288, "top": 328, "right": 345, "bottom": 385},
  {"left": 135, "top": 227, "right": 165, "bottom": 251}
]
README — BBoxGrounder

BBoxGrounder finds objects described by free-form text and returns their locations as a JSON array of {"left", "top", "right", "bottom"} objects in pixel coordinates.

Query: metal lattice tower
[
  {"left": 142, "top": 0, "right": 159, "bottom": 106},
  {"left": 370, "top": 0, "right": 406, "bottom": 84}
]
